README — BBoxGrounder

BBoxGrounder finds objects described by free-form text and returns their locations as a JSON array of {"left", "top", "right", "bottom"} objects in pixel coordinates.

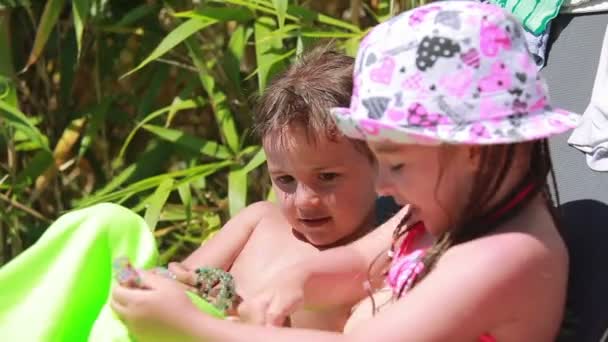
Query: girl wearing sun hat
[{"left": 110, "top": 2, "right": 579, "bottom": 341}]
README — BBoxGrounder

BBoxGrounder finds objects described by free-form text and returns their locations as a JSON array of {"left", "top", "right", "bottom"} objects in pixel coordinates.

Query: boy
[{"left": 169, "top": 47, "right": 381, "bottom": 331}]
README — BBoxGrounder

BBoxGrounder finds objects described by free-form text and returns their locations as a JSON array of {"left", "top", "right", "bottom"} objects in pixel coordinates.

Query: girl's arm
[
  {"left": 301, "top": 205, "right": 413, "bottom": 306},
  {"left": 113, "top": 229, "right": 550, "bottom": 341},
  {"left": 191, "top": 232, "right": 549, "bottom": 341},
  {"left": 239, "top": 205, "right": 410, "bottom": 324}
]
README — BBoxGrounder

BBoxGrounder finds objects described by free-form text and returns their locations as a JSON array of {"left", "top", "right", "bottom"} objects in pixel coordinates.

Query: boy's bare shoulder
[
  {"left": 242, "top": 201, "right": 279, "bottom": 215},
  {"left": 241, "top": 201, "right": 286, "bottom": 226}
]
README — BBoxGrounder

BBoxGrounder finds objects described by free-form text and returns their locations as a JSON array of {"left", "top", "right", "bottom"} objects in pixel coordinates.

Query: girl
[{"left": 111, "top": 2, "right": 580, "bottom": 341}]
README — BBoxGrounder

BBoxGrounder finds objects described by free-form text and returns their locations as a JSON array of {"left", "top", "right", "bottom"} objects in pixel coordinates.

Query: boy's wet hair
[{"left": 254, "top": 45, "right": 370, "bottom": 157}]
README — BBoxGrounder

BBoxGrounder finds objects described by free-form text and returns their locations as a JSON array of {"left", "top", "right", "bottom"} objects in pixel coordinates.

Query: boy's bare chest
[{"left": 229, "top": 225, "right": 318, "bottom": 297}]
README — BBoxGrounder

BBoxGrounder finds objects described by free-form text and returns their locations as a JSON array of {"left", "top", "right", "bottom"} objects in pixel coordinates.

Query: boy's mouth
[{"left": 298, "top": 216, "right": 332, "bottom": 227}]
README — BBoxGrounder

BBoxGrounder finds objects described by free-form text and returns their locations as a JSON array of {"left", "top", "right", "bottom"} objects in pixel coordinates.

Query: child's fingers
[
  {"left": 237, "top": 296, "right": 270, "bottom": 326},
  {"left": 112, "top": 284, "right": 145, "bottom": 306},
  {"left": 168, "top": 262, "right": 196, "bottom": 286},
  {"left": 139, "top": 270, "right": 183, "bottom": 291},
  {"left": 265, "top": 294, "right": 301, "bottom": 327},
  {"left": 110, "top": 297, "right": 129, "bottom": 319}
]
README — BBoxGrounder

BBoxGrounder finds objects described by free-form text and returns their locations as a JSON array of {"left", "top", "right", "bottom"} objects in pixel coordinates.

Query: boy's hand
[{"left": 237, "top": 268, "right": 306, "bottom": 327}]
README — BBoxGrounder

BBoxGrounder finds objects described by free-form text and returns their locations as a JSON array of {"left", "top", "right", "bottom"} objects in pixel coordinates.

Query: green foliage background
[{"left": 0, "top": 0, "right": 427, "bottom": 265}]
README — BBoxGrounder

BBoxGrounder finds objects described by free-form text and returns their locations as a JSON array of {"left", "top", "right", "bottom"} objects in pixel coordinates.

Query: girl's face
[{"left": 368, "top": 142, "right": 478, "bottom": 236}]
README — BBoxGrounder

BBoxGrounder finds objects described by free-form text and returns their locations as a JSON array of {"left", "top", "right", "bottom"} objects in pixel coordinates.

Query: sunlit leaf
[
  {"left": 119, "top": 98, "right": 203, "bottom": 159},
  {"left": 185, "top": 40, "right": 240, "bottom": 154},
  {"left": 144, "top": 178, "right": 174, "bottom": 231},
  {"left": 254, "top": 16, "right": 288, "bottom": 91},
  {"left": 142, "top": 124, "right": 231, "bottom": 159},
  {"left": 272, "top": 0, "right": 287, "bottom": 28},
  {"left": 23, "top": 0, "right": 66, "bottom": 70},
  {"left": 72, "top": 0, "right": 91, "bottom": 59},
  {"left": 173, "top": 6, "right": 253, "bottom": 22},
  {"left": 177, "top": 183, "right": 192, "bottom": 223},
  {"left": 0, "top": 100, "right": 49, "bottom": 150},
  {"left": 123, "top": 18, "right": 217, "bottom": 78}
]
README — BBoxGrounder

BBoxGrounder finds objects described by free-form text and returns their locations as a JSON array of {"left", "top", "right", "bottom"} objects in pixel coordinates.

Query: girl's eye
[
  {"left": 319, "top": 172, "right": 340, "bottom": 182},
  {"left": 389, "top": 163, "right": 404, "bottom": 172},
  {"left": 275, "top": 175, "right": 295, "bottom": 184}
]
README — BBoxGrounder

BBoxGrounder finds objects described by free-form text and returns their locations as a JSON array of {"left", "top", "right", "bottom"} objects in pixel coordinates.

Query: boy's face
[{"left": 264, "top": 125, "right": 377, "bottom": 247}]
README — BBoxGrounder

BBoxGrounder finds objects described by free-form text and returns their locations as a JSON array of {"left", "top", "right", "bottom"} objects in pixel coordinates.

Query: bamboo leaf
[
  {"left": 0, "top": 99, "right": 49, "bottom": 150},
  {"left": 228, "top": 147, "right": 266, "bottom": 217},
  {"left": 254, "top": 16, "right": 288, "bottom": 91},
  {"left": 222, "top": 25, "right": 251, "bottom": 95},
  {"left": 185, "top": 39, "right": 240, "bottom": 154},
  {"left": 267, "top": 188, "right": 276, "bottom": 202},
  {"left": 142, "top": 124, "right": 231, "bottom": 159},
  {"left": 272, "top": 0, "right": 287, "bottom": 28},
  {"left": 72, "top": 0, "right": 91, "bottom": 59},
  {"left": 115, "top": 3, "right": 157, "bottom": 27},
  {"left": 244, "top": 48, "right": 295, "bottom": 82},
  {"left": 144, "top": 178, "right": 174, "bottom": 231},
  {"left": 173, "top": 6, "right": 253, "bottom": 22},
  {"left": 300, "top": 29, "right": 360, "bottom": 39},
  {"left": 119, "top": 98, "right": 203, "bottom": 159},
  {"left": 228, "top": 168, "right": 247, "bottom": 217},
  {"left": 288, "top": 5, "right": 360, "bottom": 32},
  {"left": 123, "top": 18, "right": 217, "bottom": 78},
  {"left": 23, "top": 0, "right": 66, "bottom": 71},
  {"left": 78, "top": 161, "right": 233, "bottom": 207},
  {"left": 177, "top": 183, "right": 192, "bottom": 223},
  {"left": 15, "top": 149, "right": 54, "bottom": 185},
  {"left": 78, "top": 99, "right": 110, "bottom": 158},
  {"left": 242, "top": 147, "right": 266, "bottom": 173}
]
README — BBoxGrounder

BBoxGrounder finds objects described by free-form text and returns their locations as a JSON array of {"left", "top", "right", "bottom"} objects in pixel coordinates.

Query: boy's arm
[{"left": 177, "top": 201, "right": 275, "bottom": 272}]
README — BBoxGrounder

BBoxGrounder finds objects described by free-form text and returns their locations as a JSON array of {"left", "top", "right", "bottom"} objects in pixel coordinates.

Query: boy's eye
[
  {"left": 318, "top": 172, "right": 340, "bottom": 182},
  {"left": 275, "top": 175, "right": 295, "bottom": 184},
  {"left": 389, "top": 163, "right": 404, "bottom": 172}
]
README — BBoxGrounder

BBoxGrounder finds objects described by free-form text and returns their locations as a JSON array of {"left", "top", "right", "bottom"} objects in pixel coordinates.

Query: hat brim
[{"left": 331, "top": 106, "right": 580, "bottom": 145}]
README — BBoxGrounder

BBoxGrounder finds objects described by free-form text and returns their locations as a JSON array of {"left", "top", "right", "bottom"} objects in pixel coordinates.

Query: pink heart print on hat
[
  {"left": 330, "top": 1, "right": 579, "bottom": 145},
  {"left": 409, "top": 5, "right": 442, "bottom": 26},
  {"left": 478, "top": 61, "right": 512, "bottom": 93},
  {"left": 370, "top": 57, "right": 396, "bottom": 85},
  {"left": 480, "top": 19, "right": 512, "bottom": 57}
]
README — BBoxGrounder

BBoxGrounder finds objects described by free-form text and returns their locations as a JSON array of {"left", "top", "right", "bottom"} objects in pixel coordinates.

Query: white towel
[
  {"left": 568, "top": 25, "right": 608, "bottom": 172},
  {"left": 562, "top": 0, "right": 594, "bottom": 7},
  {"left": 561, "top": 0, "right": 608, "bottom": 13}
]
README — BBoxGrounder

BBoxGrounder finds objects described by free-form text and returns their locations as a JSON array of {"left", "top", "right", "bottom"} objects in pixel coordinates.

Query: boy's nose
[{"left": 294, "top": 184, "right": 321, "bottom": 208}]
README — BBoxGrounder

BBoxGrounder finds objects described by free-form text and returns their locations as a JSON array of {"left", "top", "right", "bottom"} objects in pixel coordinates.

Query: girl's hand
[
  {"left": 237, "top": 268, "right": 306, "bottom": 327},
  {"left": 167, "top": 262, "right": 197, "bottom": 286},
  {"left": 111, "top": 271, "right": 202, "bottom": 342}
]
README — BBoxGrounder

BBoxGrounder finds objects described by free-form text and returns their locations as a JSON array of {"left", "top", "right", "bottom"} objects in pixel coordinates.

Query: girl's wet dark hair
[{"left": 366, "top": 138, "right": 560, "bottom": 311}]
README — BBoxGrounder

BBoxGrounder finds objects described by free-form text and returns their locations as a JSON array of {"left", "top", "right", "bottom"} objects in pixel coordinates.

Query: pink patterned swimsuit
[{"left": 386, "top": 222, "right": 496, "bottom": 342}]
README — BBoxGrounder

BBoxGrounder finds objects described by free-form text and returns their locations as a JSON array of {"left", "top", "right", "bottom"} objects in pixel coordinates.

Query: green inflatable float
[{"left": 0, "top": 203, "right": 227, "bottom": 341}]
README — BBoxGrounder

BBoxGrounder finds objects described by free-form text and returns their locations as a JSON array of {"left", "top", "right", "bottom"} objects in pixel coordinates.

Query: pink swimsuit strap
[
  {"left": 386, "top": 223, "right": 497, "bottom": 342},
  {"left": 386, "top": 182, "right": 539, "bottom": 341}
]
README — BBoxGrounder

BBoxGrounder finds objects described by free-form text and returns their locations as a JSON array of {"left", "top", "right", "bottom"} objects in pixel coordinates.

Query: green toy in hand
[{"left": 112, "top": 257, "right": 226, "bottom": 319}]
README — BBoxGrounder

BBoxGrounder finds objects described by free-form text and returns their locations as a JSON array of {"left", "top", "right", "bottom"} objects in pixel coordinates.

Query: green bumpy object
[{"left": 0, "top": 203, "right": 224, "bottom": 341}]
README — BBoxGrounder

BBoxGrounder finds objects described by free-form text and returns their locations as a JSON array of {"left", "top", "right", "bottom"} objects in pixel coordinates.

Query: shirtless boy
[{"left": 169, "top": 47, "right": 381, "bottom": 332}]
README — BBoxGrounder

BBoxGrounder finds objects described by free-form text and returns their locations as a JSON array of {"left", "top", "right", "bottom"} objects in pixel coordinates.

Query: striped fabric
[{"left": 488, "top": 0, "right": 565, "bottom": 34}]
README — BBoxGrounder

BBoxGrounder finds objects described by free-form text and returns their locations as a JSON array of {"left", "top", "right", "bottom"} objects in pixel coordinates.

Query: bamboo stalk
[{"left": 351, "top": 0, "right": 361, "bottom": 26}]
